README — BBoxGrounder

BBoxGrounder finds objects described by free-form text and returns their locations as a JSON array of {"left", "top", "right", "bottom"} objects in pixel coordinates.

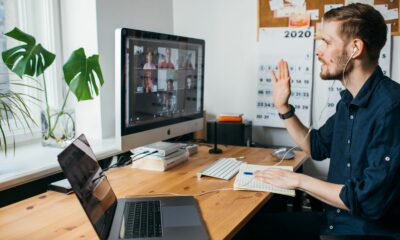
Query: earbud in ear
[{"left": 352, "top": 47, "right": 358, "bottom": 53}]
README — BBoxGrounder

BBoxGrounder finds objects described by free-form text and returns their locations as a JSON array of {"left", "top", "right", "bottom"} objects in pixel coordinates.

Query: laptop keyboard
[{"left": 123, "top": 201, "right": 162, "bottom": 238}]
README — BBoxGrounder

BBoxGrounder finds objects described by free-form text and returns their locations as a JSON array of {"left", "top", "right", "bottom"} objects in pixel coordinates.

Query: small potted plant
[
  {"left": 1, "top": 27, "right": 104, "bottom": 148},
  {"left": 0, "top": 77, "right": 37, "bottom": 155}
]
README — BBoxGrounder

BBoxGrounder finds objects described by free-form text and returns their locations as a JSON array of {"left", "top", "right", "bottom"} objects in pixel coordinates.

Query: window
[
  {"left": 0, "top": 1, "right": 9, "bottom": 95},
  {"left": 0, "top": 0, "right": 64, "bottom": 144}
]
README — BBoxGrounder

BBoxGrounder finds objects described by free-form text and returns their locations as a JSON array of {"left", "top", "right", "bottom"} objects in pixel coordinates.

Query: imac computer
[{"left": 115, "top": 28, "right": 205, "bottom": 151}]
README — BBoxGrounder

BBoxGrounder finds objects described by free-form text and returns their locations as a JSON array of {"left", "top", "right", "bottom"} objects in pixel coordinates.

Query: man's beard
[{"left": 319, "top": 52, "right": 353, "bottom": 80}]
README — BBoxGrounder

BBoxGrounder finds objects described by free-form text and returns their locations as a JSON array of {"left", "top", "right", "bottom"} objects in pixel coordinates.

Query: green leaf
[
  {"left": 63, "top": 48, "right": 104, "bottom": 101},
  {"left": 1, "top": 27, "right": 55, "bottom": 78},
  {"left": 0, "top": 89, "right": 37, "bottom": 156}
]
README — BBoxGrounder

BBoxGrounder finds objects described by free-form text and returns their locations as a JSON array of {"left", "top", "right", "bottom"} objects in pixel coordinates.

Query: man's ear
[{"left": 351, "top": 39, "right": 364, "bottom": 58}]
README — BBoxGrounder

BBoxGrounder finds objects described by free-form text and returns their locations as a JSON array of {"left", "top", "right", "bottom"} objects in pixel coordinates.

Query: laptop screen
[{"left": 57, "top": 134, "right": 117, "bottom": 240}]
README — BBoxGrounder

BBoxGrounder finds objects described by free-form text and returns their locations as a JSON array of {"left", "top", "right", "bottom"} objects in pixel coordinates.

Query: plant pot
[{"left": 41, "top": 108, "right": 75, "bottom": 148}]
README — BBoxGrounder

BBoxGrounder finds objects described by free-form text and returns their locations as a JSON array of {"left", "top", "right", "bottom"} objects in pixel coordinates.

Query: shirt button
[
  {"left": 350, "top": 115, "right": 354, "bottom": 120},
  {"left": 347, "top": 163, "right": 351, "bottom": 168},
  {"left": 337, "top": 209, "right": 341, "bottom": 213},
  {"left": 329, "top": 225, "right": 334, "bottom": 230},
  {"left": 385, "top": 156, "right": 390, "bottom": 161},
  {"left": 347, "top": 139, "right": 351, "bottom": 144}
]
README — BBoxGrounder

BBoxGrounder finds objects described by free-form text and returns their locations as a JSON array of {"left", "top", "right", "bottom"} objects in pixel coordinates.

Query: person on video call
[
  {"left": 143, "top": 49, "right": 157, "bottom": 70},
  {"left": 248, "top": 4, "right": 400, "bottom": 239},
  {"left": 159, "top": 48, "right": 175, "bottom": 69},
  {"left": 185, "top": 75, "right": 194, "bottom": 90},
  {"left": 179, "top": 52, "right": 194, "bottom": 70},
  {"left": 163, "top": 79, "right": 175, "bottom": 111},
  {"left": 143, "top": 70, "right": 154, "bottom": 93}
]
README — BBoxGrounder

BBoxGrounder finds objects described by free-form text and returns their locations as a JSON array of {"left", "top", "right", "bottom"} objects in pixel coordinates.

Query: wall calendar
[{"left": 255, "top": 27, "right": 314, "bottom": 128}]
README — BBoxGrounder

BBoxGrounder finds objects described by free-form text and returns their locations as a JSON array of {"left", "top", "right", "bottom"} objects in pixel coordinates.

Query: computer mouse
[{"left": 272, "top": 147, "right": 295, "bottom": 160}]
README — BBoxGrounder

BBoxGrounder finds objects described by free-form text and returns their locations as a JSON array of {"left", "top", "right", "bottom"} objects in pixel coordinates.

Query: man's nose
[
  {"left": 315, "top": 49, "right": 321, "bottom": 57},
  {"left": 315, "top": 46, "right": 323, "bottom": 58}
]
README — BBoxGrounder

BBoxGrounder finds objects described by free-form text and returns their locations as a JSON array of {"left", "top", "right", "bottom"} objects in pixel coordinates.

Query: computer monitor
[{"left": 115, "top": 28, "right": 205, "bottom": 151}]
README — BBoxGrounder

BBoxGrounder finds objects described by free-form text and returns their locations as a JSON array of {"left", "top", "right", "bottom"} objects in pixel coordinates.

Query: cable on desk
[
  {"left": 195, "top": 188, "right": 233, "bottom": 197},
  {"left": 273, "top": 128, "right": 312, "bottom": 166},
  {"left": 104, "top": 150, "right": 158, "bottom": 171},
  {"left": 272, "top": 81, "right": 337, "bottom": 166},
  {"left": 131, "top": 150, "right": 159, "bottom": 162}
]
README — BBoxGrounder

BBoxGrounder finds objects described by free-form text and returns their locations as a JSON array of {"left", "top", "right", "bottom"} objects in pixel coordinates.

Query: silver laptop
[{"left": 57, "top": 134, "right": 209, "bottom": 240}]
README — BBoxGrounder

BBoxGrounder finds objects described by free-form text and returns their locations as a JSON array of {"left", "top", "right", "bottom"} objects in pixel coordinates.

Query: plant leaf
[
  {"left": 63, "top": 48, "right": 104, "bottom": 101},
  {"left": 0, "top": 88, "right": 38, "bottom": 155},
  {"left": 1, "top": 27, "right": 55, "bottom": 78}
]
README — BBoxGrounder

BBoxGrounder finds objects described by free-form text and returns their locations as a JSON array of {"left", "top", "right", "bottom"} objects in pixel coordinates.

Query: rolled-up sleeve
[
  {"left": 310, "top": 113, "right": 336, "bottom": 161},
  {"left": 339, "top": 103, "right": 400, "bottom": 219}
]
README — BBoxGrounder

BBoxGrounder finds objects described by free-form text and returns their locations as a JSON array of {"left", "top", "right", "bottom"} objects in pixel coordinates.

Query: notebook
[
  {"left": 233, "top": 164, "right": 295, "bottom": 197},
  {"left": 57, "top": 134, "right": 208, "bottom": 240}
]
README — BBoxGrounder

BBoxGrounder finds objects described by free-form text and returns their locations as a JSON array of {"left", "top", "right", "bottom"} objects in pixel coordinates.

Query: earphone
[{"left": 342, "top": 46, "right": 358, "bottom": 88}]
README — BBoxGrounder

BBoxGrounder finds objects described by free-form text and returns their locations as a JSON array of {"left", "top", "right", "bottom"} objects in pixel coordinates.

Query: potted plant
[
  {"left": 1, "top": 27, "right": 104, "bottom": 149},
  {"left": 0, "top": 78, "right": 37, "bottom": 155}
]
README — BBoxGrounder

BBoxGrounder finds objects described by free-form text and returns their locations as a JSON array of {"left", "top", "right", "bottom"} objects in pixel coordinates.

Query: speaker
[{"left": 207, "top": 120, "right": 252, "bottom": 147}]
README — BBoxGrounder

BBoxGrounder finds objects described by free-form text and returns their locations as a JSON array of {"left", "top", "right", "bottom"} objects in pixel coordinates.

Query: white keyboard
[{"left": 197, "top": 158, "right": 244, "bottom": 180}]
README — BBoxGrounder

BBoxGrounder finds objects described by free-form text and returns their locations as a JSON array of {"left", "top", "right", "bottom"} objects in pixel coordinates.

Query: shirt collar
[{"left": 339, "top": 66, "right": 383, "bottom": 107}]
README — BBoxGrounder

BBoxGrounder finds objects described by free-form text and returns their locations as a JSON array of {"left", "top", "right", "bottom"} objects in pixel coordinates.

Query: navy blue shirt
[{"left": 310, "top": 66, "right": 400, "bottom": 238}]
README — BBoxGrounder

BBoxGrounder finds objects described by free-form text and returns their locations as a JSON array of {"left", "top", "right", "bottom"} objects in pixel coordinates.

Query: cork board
[{"left": 258, "top": 0, "right": 400, "bottom": 35}]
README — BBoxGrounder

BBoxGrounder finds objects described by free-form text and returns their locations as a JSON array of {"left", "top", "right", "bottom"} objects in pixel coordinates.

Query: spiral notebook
[{"left": 233, "top": 164, "right": 295, "bottom": 197}]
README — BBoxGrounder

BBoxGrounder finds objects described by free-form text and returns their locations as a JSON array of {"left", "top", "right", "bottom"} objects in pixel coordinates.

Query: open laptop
[{"left": 57, "top": 134, "right": 209, "bottom": 240}]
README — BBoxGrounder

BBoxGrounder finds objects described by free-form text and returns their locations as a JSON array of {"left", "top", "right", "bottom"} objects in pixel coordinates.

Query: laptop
[{"left": 57, "top": 134, "right": 209, "bottom": 240}]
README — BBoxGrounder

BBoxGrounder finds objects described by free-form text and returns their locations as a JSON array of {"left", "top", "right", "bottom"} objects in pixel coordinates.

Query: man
[
  {"left": 143, "top": 70, "right": 154, "bottom": 93},
  {"left": 163, "top": 79, "right": 175, "bottom": 111},
  {"left": 184, "top": 75, "right": 197, "bottom": 113},
  {"left": 253, "top": 3, "right": 400, "bottom": 239},
  {"left": 186, "top": 76, "right": 192, "bottom": 90}
]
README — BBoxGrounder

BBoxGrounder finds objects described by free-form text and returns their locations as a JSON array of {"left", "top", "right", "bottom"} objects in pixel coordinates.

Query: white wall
[
  {"left": 173, "top": 0, "right": 259, "bottom": 121},
  {"left": 96, "top": 0, "right": 174, "bottom": 139},
  {"left": 60, "top": 0, "right": 102, "bottom": 139},
  {"left": 173, "top": 0, "right": 400, "bottom": 178},
  {"left": 173, "top": 0, "right": 292, "bottom": 146},
  {"left": 60, "top": 0, "right": 174, "bottom": 140},
  {"left": 173, "top": 0, "right": 296, "bottom": 148}
]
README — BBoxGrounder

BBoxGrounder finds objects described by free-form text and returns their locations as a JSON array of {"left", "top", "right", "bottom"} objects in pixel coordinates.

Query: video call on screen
[{"left": 124, "top": 37, "right": 203, "bottom": 128}]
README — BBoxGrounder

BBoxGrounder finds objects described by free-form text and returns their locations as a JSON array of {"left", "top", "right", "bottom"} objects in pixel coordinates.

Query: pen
[{"left": 243, "top": 171, "right": 253, "bottom": 175}]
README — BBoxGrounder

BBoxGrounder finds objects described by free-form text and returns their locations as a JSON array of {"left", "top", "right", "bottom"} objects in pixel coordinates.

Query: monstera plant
[{"left": 1, "top": 27, "right": 104, "bottom": 149}]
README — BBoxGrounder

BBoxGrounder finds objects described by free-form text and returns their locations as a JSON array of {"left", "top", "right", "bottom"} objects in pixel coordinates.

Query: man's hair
[{"left": 324, "top": 3, "right": 387, "bottom": 63}]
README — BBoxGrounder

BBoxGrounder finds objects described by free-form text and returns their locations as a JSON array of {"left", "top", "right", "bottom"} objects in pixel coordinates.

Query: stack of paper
[
  {"left": 234, "top": 164, "right": 295, "bottom": 197},
  {"left": 131, "top": 148, "right": 189, "bottom": 172}
]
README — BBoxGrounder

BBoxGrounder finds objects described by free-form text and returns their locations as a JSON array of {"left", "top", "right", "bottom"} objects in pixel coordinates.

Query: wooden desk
[{"left": 0, "top": 145, "right": 309, "bottom": 240}]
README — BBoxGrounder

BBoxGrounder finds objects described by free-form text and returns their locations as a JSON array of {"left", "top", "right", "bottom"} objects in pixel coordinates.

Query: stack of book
[
  {"left": 131, "top": 142, "right": 189, "bottom": 171},
  {"left": 217, "top": 113, "right": 243, "bottom": 122}
]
